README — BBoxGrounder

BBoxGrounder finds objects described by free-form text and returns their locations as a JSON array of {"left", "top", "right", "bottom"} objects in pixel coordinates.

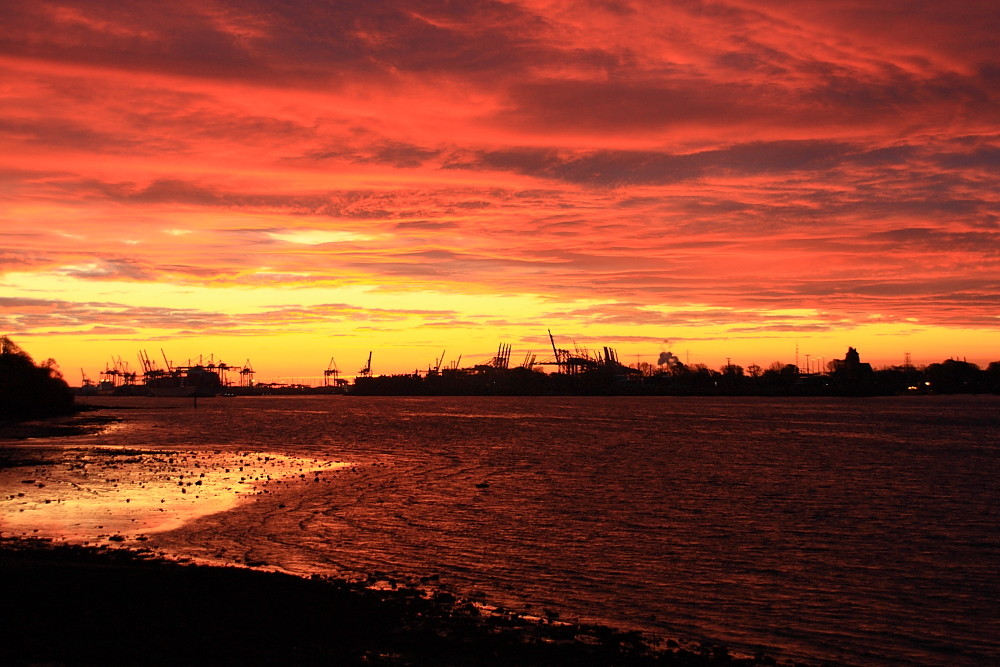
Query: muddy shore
[
  {"left": 0, "top": 403, "right": 121, "bottom": 441},
  {"left": 0, "top": 538, "right": 788, "bottom": 666}
]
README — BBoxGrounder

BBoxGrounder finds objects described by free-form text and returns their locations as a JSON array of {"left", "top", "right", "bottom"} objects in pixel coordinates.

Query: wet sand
[{"left": 1, "top": 443, "right": 349, "bottom": 544}]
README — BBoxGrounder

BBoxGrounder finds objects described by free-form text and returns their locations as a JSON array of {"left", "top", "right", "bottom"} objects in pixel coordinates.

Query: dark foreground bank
[
  {"left": 0, "top": 407, "right": 119, "bottom": 441},
  {"left": 0, "top": 540, "right": 792, "bottom": 667}
]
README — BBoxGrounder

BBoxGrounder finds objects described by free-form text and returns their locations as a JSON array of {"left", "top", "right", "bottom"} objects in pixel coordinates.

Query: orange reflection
[{"left": 0, "top": 448, "right": 349, "bottom": 543}]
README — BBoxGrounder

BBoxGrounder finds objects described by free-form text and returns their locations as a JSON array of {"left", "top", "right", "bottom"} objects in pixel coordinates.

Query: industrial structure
[
  {"left": 87, "top": 350, "right": 255, "bottom": 396},
  {"left": 74, "top": 342, "right": 972, "bottom": 397}
]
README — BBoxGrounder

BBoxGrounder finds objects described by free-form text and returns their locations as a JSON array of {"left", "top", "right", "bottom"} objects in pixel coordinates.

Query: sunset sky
[{"left": 2, "top": 0, "right": 998, "bottom": 382}]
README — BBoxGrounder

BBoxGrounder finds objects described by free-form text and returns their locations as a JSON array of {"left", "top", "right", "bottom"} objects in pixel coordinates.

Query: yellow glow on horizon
[
  {"left": 8, "top": 265, "right": 996, "bottom": 384},
  {"left": 3, "top": 3, "right": 998, "bottom": 386},
  {"left": 8, "top": 275, "right": 1000, "bottom": 384},
  {"left": 266, "top": 230, "right": 378, "bottom": 245}
]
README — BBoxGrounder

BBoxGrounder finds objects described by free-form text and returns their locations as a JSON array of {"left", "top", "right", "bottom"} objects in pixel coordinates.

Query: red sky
[{"left": 2, "top": 0, "right": 998, "bottom": 381}]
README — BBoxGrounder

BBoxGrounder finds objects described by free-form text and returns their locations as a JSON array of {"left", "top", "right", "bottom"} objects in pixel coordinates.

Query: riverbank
[
  {"left": 0, "top": 403, "right": 120, "bottom": 441},
  {"left": 0, "top": 538, "right": 784, "bottom": 666}
]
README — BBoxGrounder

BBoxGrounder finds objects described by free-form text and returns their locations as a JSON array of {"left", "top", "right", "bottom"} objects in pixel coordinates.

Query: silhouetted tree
[
  {"left": 634, "top": 361, "right": 656, "bottom": 377},
  {"left": 759, "top": 363, "right": 799, "bottom": 394},
  {"left": 0, "top": 336, "right": 75, "bottom": 421},
  {"left": 925, "top": 359, "right": 982, "bottom": 394},
  {"left": 986, "top": 362, "right": 1000, "bottom": 394},
  {"left": 720, "top": 363, "right": 744, "bottom": 377}
]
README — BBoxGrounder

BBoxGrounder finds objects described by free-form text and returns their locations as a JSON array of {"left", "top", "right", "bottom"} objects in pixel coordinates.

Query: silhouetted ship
[{"left": 144, "top": 365, "right": 224, "bottom": 397}]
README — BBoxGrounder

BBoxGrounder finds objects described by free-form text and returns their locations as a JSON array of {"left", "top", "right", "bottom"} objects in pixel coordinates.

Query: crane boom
[{"left": 359, "top": 351, "right": 372, "bottom": 377}]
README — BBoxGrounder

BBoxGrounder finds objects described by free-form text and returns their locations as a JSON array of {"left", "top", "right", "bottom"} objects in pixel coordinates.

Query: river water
[{"left": 3, "top": 395, "right": 998, "bottom": 665}]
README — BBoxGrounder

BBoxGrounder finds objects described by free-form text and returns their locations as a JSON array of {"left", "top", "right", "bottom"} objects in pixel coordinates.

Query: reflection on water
[
  {"left": 0, "top": 446, "right": 349, "bottom": 541},
  {"left": 2, "top": 394, "right": 998, "bottom": 666}
]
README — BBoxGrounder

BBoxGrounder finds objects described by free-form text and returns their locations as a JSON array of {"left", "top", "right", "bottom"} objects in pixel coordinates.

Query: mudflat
[{"left": 0, "top": 539, "right": 775, "bottom": 666}]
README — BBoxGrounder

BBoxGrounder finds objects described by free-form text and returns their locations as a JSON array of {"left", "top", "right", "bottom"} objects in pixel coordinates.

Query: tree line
[
  {"left": 0, "top": 337, "right": 75, "bottom": 421},
  {"left": 634, "top": 357, "right": 1000, "bottom": 396}
]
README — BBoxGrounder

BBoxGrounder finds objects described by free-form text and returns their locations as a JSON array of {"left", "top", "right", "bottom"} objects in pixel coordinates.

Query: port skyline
[{"left": 75, "top": 336, "right": 993, "bottom": 389}]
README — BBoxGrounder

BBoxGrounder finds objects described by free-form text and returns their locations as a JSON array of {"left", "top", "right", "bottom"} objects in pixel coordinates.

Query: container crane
[
  {"left": 239, "top": 359, "right": 255, "bottom": 387},
  {"left": 323, "top": 357, "right": 340, "bottom": 386},
  {"left": 358, "top": 351, "right": 372, "bottom": 378},
  {"left": 492, "top": 343, "right": 511, "bottom": 369},
  {"left": 161, "top": 348, "right": 174, "bottom": 373}
]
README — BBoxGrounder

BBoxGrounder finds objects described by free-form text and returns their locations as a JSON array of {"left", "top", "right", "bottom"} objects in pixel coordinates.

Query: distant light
[{"left": 925, "top": 381, "right": 931, "bottom": 386}]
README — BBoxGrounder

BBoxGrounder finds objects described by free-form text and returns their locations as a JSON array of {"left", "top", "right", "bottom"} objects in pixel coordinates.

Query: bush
[{"left": 0, "top": 337, "right": 75, "bottom": 421}]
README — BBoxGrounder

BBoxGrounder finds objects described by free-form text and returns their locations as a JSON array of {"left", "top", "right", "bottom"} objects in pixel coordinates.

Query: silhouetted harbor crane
[
  {"left": 493, "top": 343, "right": 511, "bottom": 369},
  {"left": 520, "top": 352, "right": 536, "bottom": 369},
  {"left": 239, "top": 360, "right": 255, "bottom": 388},
  {"left": 358, "top": 351, "right": 373, "bottom": 378},
  {"left": 323, "top": 357, "right": 340, "bottom": 386}
]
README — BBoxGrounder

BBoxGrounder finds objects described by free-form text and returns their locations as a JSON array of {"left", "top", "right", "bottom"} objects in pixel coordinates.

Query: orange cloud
[{"left": 2, "top": 0, "right": 998, "bottom": 375}]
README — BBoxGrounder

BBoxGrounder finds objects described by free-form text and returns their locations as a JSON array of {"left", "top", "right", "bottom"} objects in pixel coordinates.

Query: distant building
[
  {"left": 828, "top": 346, "right": 876, "bottom": 394},
  {"left": 831, "top": 347, "right": 873, "bottom": 375}
]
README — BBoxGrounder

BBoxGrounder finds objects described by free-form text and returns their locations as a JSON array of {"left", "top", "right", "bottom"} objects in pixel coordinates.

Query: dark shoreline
[
  {"left": 0, "top": 403, "right": 121, "bottom": 442},
  {"left": 0, "top": 538, "right": 790, "bottom": 666}
]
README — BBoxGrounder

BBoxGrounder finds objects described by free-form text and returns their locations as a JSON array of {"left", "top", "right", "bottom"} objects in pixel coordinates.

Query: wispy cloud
[{"left": 2, "top": 0, "right": 998, "bottom": 370}]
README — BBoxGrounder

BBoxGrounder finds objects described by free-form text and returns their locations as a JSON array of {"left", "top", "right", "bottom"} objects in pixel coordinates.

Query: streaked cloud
[{"left": 2, "top": 0, "right": 998, "bottom": 373}]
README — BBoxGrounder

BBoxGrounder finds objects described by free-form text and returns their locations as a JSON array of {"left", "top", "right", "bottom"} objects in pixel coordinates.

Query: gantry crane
[{"left": 323, "top": 357, "right": 340, "bottom": 386}]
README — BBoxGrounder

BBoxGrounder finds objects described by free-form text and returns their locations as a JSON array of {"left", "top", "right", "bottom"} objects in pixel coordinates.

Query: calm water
[{"left": 18, "top": 396, "right": 1000, "bottom": 665}]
